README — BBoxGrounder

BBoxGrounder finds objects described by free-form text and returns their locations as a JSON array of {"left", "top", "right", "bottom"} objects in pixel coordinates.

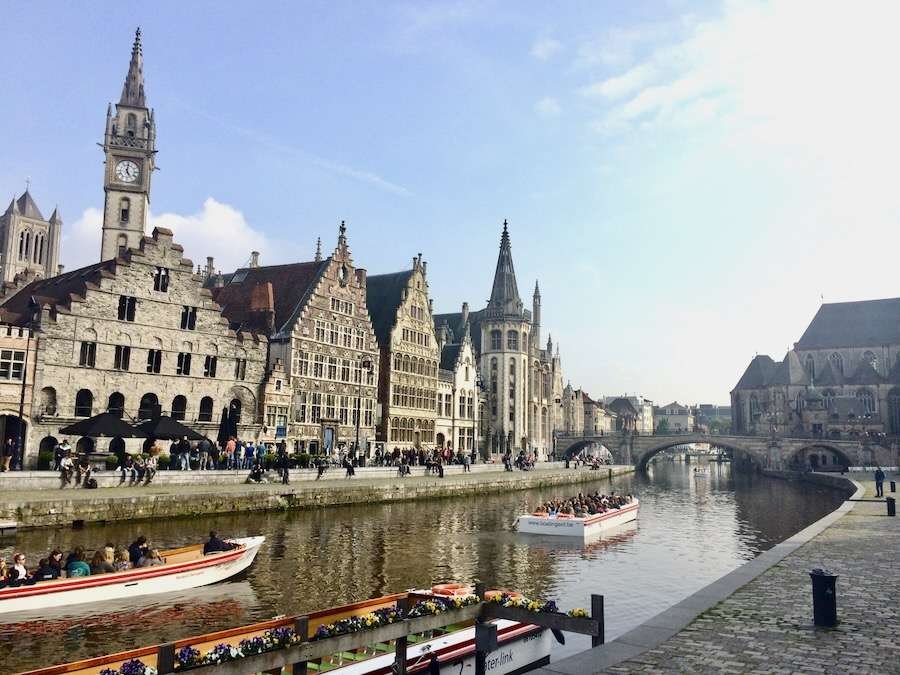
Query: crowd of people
[
  {"left": 0, "top": 532, "right": 234, "bottom": 588},
  {"left": 532, "top": 491, "right": 634, "bottom": 517}
]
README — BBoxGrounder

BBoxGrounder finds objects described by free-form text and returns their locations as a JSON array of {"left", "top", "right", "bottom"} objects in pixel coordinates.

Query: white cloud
[
  {"left": 531, "top": 37, "right": 562, "bottom": 61},
  {"left": 579, "top": 63, "right": 656, "bottom": 100},
  {"left": 62, "top": 198, "right": 298, "bottom": 273},
  {"left": 534, "top": 97, "right": 562, "bottom": 118}
]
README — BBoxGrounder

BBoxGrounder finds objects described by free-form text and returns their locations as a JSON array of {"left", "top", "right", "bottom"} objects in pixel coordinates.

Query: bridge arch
[
  {"left": 787, "top": 442, "right": 855, "bottom": 470},
  {"left": 635, "top": 435, "right": 763, "bottom": 471}
]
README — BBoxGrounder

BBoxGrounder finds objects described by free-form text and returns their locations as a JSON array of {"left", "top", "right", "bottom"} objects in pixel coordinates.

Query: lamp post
[
  {"left": 16, "top": 297, "right": 39, "bottom": 470},
  {"left": 355, "top": 356, "right": 373, "bottom": 460},
  {"left": 473, "top": 371, "right": 484, "bottom": 461}
]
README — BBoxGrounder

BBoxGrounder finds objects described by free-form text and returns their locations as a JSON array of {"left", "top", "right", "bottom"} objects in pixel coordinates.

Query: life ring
[
  {"left": 556, "top": 513, "right": 574, "bottom": 519},
  {"left": 432, "top": 583, "right": 470, "bottom": 596},
  {"left": 485, "top": 590, "right": 523, "bottom": 601},
  {"left": 531, "top": 512, "right": 548, "bottom": 517}
]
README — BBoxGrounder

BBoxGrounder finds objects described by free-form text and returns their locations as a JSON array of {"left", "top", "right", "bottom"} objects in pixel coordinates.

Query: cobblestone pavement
[{"left": 602, "top": 481, "right": 899, "bottom": 674}]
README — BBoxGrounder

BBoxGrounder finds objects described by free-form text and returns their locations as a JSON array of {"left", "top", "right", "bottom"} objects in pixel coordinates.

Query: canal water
[{"left": 1, "top": 463, "right": 849, "bottom": 672}]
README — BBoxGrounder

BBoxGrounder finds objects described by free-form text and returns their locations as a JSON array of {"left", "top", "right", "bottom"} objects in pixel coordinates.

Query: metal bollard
[
  {"left": 887, "top": 497, "right": 896, "bottom": 517},
  {"left": 809, "top": 568, "right": 838, "bottom": 627},
  {"left": 891, "top": 480, "right": 896, "bottom": 493}
]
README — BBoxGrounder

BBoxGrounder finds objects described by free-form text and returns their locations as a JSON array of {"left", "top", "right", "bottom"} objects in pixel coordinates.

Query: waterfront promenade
[
  {"left": 539, "top": 475, "right": 898, "bottom": 674},
  {"left": 0, "top": 464, "right": 634, "bottom": 529}
]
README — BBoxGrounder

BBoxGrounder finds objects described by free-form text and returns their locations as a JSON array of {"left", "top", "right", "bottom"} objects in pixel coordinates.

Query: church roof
[
  {"left": 608, "top": 397, "right": 637, "bottom": 416},
  {"left": 485, "top": 221, "right": 523, "bottom": 318},
  {"left": 213, "top": 260, "right": 326, "bottom": 335},
  {"left": 120, "top": 28, "right": 146, "bottom": 107},
  {"left": 795, "top": 297, "right": 900, "bottom": 349},
  {"left": 440, "top": 342, "right": 462, "bottom": 372},
  {"left": 845, "top": 360, "right": 884, "bottom": 385},
  {"left": 815, "top": 359, "right": 843, "bottom": 387},
  {"left": 771, "top": 350, "right": 810, "bottom": 386},
  {"left": 15, "top": 191, "right": 44, "bottom": 221},
  {"left": 0, "top": 259, "right": 114, "bottom": 322},
  {"left": 733, "top": 354, "right": 778, "bottom": 390},
  {"left": 365, "top": 270, "right": 415, "bottom": 348}
]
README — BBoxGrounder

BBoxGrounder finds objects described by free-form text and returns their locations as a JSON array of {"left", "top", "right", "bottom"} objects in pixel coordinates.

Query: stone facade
[
  {"left": 366, "top": 257, "right": 438, "bottom": 450},
  {"left": 732, "top": 297, "right": 900, "bottom": 438},
  {"left": 654, "top": 401, "right": 695, "bottom": 432},
  {"left": 561, "top": 383, "right": 585, "bottom": 434},
  {"left": 100, "top": 29, "right": 156, "bottom": 262},
  {"left": 214, "top": 225, "right": 380, "bottom": 456},
  {"left": 0, "top": 192, "right": 62, "bottom": 284},
  {"left": 0, "top": 227, "right": 268, "bottom": 465},
  {"left": 0, "top": 323, "right": 37, "bottom": 458},
  {"left": 435, "top": 326, "right": 479, "bottom": 453},
  {"left": 583, "top": 393, "right": 617, "bottom": 435}
]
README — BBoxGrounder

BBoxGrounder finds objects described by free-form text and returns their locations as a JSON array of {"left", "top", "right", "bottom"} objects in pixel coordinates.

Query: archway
[
  {"left": 789, "top": 444, "right": 853, "bottom": 471},
  {"left": 171, "top": 395, "right": 187, "bottom": 421},
  {"left": 138, "top": 393, "right": 159, "bottom": 420},
  {"left": 436, "top": 432, "right": 445, "bottom": 448},
  {"left": 76, "top": 437, "right": 95, "bottom": 454},
  {"left": 107, "top": 392, "right": 125, "bottom": 418},
  {"left": 0, "top": 414, "right": 26, "bottom": 466},
  {"left": 38, "top": 435, "right": 58, "bottom": 469},
  {"left": 635, "top": 437, "right": 761, "bottom": 471},
  {"left": 109, "top": 436, "right": 126, "bottom": 459},
  {"left": 74, "top": 389, "right": 93, "bottom": 417}
]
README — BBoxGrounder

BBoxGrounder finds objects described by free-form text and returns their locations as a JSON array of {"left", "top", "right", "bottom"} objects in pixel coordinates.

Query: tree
[{"left": 656, "top": 418, "right": 670, "bottom": 434}]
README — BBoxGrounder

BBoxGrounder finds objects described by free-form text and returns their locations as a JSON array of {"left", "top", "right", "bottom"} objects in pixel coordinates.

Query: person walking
[
  {"left": 875, "top": 466, "right": 886, "bottom": 498},
  {"left": 277, "top": 446, "right": 290, "bottom": 485},
  {"left": 197, "top": 436, "right": 212, "bottom": 470}
]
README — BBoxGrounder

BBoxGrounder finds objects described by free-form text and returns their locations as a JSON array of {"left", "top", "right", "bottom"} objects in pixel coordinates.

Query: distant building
[
  {"left": 0, "top": 191, "right": 62, "bottom": 284},
  {"left": 732, "top": 297, "right": 900, "bottom": 437},
  {"left": 653, "top": 401, "right": 694, "bottom": 432},
  {"left": 582, "top": 392, "right": 616, "bottom": 435},
  {"left": 435, "top": 324, "right": 479, "bottom": 454}
]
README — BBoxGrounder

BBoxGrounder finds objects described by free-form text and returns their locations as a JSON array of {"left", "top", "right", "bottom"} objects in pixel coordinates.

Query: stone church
[
  {"left": 0, "top": 191, "right": 62, "bottom": 285},
  {"left": 732, "top": 297, "right": 900, "bottom": 438},
  {"left": 434, "top": 222, "right": 564, "bottom": 460}
]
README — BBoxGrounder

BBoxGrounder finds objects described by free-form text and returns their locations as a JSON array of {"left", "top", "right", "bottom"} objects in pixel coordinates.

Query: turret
[{"left": 532, "top": 280, "right": 541, "bottom": 348}]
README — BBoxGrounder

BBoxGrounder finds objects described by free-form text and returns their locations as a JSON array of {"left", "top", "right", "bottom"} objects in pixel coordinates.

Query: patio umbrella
[
  {"left": 216, "top": 407, "right": 230, "bottom": 447},
  {"left": 136, "top": 415, "right": 206, "bottom": 441},
  {"left": 59, "top": 412, "right": 148, "bottom": 439}
]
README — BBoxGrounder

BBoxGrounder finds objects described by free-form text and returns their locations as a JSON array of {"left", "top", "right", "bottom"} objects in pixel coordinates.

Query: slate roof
[
  {"left": 485, "top": 222, "right": 523, "bottom": 318},
  {"left": 608, "top": 397, "right": 637, "bottom": 416},
  {"left": 213, "top": 261, "right": 326, "bottom": 334},
  {"left": 440, "top": 343, "right": 462, "bottom": 372},
  {"left": 365, "top": 270, "right": 414, "bottom": 348},
  {"left": 771, "top": 350, "right": 810, "bottom": 386},
  {"left": 814, "top": 360, "right": 843, "bottom": 387},
  {"left": 0, "top": 259, "right": 115, "bottom": 323},
  {"left": 845, "top": 360, "right": 884, "bottom": 385},
  {"left": 433, "top": 310, "right": 483, "bottom": 354},
  {"left": 795, "top": 298, "right": 900, "bottom": 349},
  {"left": 15, "top": 191, "right": 44, "bottom": 221},
  {"left": 733, "top": 355, "right": 778, "bottom": 390}
]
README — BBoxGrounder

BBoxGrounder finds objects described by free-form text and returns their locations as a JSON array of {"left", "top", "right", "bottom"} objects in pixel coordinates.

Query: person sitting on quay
[
  {"left": 137, "top": 548, "right": 165, "bottom": 567},
  {"left": 59, "top": 451, "right": 75, "bottom": 487},
  {"left": 246, "top": 460, "right": 265, "bottom": 484},
  {"left": 203, "top": 531, "right": 236, "bottom": 555},
  {"left": 118, "top": 454, "right": 136, "bottom": 485}
]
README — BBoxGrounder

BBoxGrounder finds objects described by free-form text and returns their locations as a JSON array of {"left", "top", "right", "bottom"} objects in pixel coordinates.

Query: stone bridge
[{"left": 555, "top": 432, "right": 894, "bottom": 470}]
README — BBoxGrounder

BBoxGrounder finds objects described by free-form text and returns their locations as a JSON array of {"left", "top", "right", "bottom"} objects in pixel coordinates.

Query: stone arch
[
  {"left": 789, "top": 443, "right": 854, "bottom": 470},
  {"left": 76, "top": 437, "right": 95, "bottom": 454},
  {"left": 107, "top": 392, "right": 125, "bottom": 418},
  {"left": 632, "top": 435, "right": 763, "bottom": 470},
  {"left": 171, "top": 395, "right": 187, "bottom": 421},
  {"left": 228, "top": 385, "right": 257, "bottom": 423},
  {"left": 198, "top": 396, "right": 214, "bottom": 423},
  {"left": 74, "top": 389, "right": 93, "bottom": 417},
  {"left": 138, "top": 392, "right": 159, "bottom": 420},
  {"left": 39, "top": 386, "right": 57, "bottom": 416}
]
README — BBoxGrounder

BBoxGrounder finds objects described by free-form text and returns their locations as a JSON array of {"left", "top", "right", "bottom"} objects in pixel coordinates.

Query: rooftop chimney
[
  {"left": 250, "top": 251, "right": 260, "bottom": 268},
  {"left": 206, "top": 256, "right": 215, "bottom": 277},
  {"left": 57, "top": 264, "right": 65, "bottom": 276},
  {"left": 461, "top": 301, "right": 469, "bottom": 325}
]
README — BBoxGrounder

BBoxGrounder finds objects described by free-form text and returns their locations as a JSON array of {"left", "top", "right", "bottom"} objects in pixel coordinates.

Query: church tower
[{"left": 100, "top": 28, "right": 156, "bottom": 261}]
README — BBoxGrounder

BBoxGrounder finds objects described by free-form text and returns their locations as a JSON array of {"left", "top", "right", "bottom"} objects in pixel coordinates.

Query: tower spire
[
  {"left": 120, "top": 27, "right": 146, "bottom": 107},
  {"left": 486, "top": 219, "right": 522, "bottom": 317},
  {"left": 314, "top": 237, "right": 322, "bottom": 262}
]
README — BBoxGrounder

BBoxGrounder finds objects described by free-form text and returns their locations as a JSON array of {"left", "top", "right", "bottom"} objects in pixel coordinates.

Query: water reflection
[{"left": 0, "top": 463, "right": 846, "bottom": 671}]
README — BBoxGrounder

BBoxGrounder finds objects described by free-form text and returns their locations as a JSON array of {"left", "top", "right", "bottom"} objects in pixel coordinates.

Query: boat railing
[{"left": 21, "top": 584, "right": 605, "bottom": 675}]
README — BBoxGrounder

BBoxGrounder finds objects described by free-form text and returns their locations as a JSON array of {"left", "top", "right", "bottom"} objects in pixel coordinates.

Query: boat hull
[
  {"left": 0, "top": 536, "right": 264, "bottom": 615},
  {"left": 517, "top": 500, "right": 639, "bottom": 537}
]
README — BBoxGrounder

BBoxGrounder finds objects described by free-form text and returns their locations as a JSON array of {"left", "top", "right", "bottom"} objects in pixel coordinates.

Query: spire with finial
[
  {"left": 487, "top": 219, "right": 522, "bottom": 317},
  {"left": 120, "top": 27, "right": 146, "bottom": 107},
  {"left": 314, "top": 237, "right": 322, "bottom": 262}
]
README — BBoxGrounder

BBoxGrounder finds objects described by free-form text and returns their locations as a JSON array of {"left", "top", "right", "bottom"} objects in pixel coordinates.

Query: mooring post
[
  {"left": 887, "top": 496, "right": 896, "bottom": 517},
  {"left": 394, "top": 597, "right": 409, "bottom": 675},
  {"left": 292, "top": 616, "right": 309, "bottom": 675},
  {"left": 591, "top": 594, "right": 605, "bottom": 647},
  {"left": 474, "top": 621, "right": 498, "bottom": 675},
  {"left": 156, "top": 643, "right": 175, "bottom": 674}
]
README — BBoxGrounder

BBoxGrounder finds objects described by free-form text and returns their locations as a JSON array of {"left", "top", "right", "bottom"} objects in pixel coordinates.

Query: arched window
[
  {"left": 394, "top": 353, "right": 402, "bottom": 371},
  {"left": 888, "top": 387, "right": 900, "bottom": 435},
  {"left": 24, "top": 231, "right": 31, "bottom": 258},
  {"left": 117, "top": 233, "right": 128, "bottom": 257},
  {"left": 198, "top": 396, "right": 214, "bottom": 422},
  {"left": 507, "top": 330, "right": 519, "bottom": 351},
  {"left": 823, "top": 389, "right": 835, "bottom": 410},
  {"left": 138, "top": 392, "right": 159, "bottom": 420},
  {"left": 490, "top": 330, "right": 502, "bottom": 350},
  {"left": 749, "top": 394, "right": 759, "bottom": 418},
  {"left": 229, "top": 398, "right": 242, "bottom": 424},
  {"left": 829, "top": 352, "right": 844, "bottom": 376},
  {"left": 126, "top": 113, "right": 137, "bottom": 137},
  {"left": 402, "top": 354, "right": 411, "bottom": 373},
  {"left": 74, "top": 389, "right": 93, "bottom": 417},
  {"left": 171, "top": 395, "right": 187, "bottom": 421},
  {"left": 18, "top": 232, "right": 25, "bottom": 260},
  {"left": 40, "top": 386, "right": 57, "bottom": 416},
  {"left": 863, "top": 350, "right": 877, "bottom": 371},
  {"left": 119, "top": 197, "right": 131, "bottom": 223},
  {"left": 107, "top": 392, "right": 125, "bottom": 418},
  {"left": 856, "top": 388, "right": 876, "bottom": 415},
  {"left": 804, "top": 354, "right": 815, "bottom": 380}
]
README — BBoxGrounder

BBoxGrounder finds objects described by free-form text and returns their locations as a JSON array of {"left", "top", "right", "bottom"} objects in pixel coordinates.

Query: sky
[{"left": 3, "top": 0, "right": 900, "bottom": 406}]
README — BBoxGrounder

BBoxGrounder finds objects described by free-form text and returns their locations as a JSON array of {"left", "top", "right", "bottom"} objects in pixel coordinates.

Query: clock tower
[{"left": 100, "top": 28, "right": 156, "bottom": 261}]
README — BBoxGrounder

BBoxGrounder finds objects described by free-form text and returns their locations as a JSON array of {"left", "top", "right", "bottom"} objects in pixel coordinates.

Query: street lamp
[{"left": 355, "top": 356, "right": 374, "bottom": 460}]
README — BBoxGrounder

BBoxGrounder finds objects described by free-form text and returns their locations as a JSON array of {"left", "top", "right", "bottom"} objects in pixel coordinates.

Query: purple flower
[
  {"left": 175, "top": 646, "right": 201, "bottom": 670},
  {"left": 120, "top": 659, "right": 152, "bottom": 675}
]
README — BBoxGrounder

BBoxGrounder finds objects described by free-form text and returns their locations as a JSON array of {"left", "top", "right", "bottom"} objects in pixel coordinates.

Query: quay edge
[{"left": 0, "top": 465, "right": 634, "bottom": 530}]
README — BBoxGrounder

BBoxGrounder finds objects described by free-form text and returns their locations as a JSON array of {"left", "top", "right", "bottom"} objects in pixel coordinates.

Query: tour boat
[
  {"left": 20, "top": 586, "right": 553, "bottom": 675},
  {"left": 516, "top": 499, "right": 640, "bottom": 537},
  {"left": 693, "top": 467, "right": 710, "bottom": 477},
  {"left": 0, "top": 536, "right": 264, "bottom": 616}
]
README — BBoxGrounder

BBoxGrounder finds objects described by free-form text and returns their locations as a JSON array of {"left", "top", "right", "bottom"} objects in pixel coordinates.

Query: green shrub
[
  {"left": 158, "top": 454, "right": 171, "bottom": 470},
  {"left": 296, "top": 452, "right": 310, "bottom": 468},
  {"left": 105, "top": 455, "right": 120, "bottom": 470},
  {"left": 37, "top": 449, "right": 54, "bottom": 470}
]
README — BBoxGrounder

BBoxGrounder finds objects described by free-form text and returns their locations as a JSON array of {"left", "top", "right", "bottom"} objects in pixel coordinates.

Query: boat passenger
[
  {"left": 203, "top": 531, "right": 235, "bottom": 554},
  {"left": 33, "top": 557, "right": 59, "bottom": 582},
  {"left": 0, "top": 558, "right": 8, "bottom": 586},
  {"left": 113, "top": 547, "right": 132, "bottom": 571},
  {"left": 48, "top": 549, "right": 64, "bottom": 577},
  {"left": 12, "top": 553, "right": 29, "bottom": 584},
  {"left": 66, "top": 550, "right": 91, "bottom": 577},
  {"left": 137, "top": 549, "right": 165, "bottom": 567},
  {"left": 64, "top": 545, "right": 85, "bottom": 569},
  {"left": 90, "top": 549, "right": 115, "bottom": 575},
  {"left": 128, "top": 536, "right": 149, "bottom": 565}
]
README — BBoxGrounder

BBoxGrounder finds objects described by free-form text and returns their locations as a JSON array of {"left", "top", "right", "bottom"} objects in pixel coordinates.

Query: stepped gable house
[
  {"left": 732, "top": 297, "right": 900, "bottom": 438},
  {"left": 365, "top": 255, "right": 439, "bottom": 451},
  {"left": 0, "top": 227, "right": 268, "bottom": 465},
  {"left": 434, "top": 319, "right": 480, "bottom": 455},
  {"left": 211, "top": 224, "right": 379, "bottom": 455}
]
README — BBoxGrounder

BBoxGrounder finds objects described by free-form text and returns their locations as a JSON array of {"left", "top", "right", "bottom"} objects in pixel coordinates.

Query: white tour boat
[
  {"left": 0, "top": 536, "right": 264, "bottom": 615},
  {"left": 516, "top": 499, "right": 640, "bottom": 537},
  {"left": 693, "top": 467, "right": 710, "bottom": 477}
]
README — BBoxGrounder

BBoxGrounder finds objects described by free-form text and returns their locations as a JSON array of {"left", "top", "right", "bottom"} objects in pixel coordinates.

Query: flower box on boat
[
  {"left": 516, "top": 499, "right": 640, "bottom": 537},
  {"left": 0, "top": 536, "right": 264, "bottom": 616}
]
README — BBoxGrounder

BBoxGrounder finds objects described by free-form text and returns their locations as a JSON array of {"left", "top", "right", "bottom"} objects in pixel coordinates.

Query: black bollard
[
  {"left": 809, "top": 568, "right": 838, "bottom": 627},
  {"left": 887, "top": 497, "right": 896, "bottom": 517},
  {"left": 891, "top": 481, "right": 896, "bottom": 493}
]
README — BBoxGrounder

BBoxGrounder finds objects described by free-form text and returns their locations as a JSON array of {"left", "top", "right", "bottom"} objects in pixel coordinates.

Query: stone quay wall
[{"left": 0, "top": 465, "right": 634, "bottom": 530}]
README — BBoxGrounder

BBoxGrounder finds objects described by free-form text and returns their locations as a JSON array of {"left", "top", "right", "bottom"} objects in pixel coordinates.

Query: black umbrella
[
  {"left": 216, "top": 407, "right": 230, "bottom": 447},
  {"left": 136, "top": 415, "right": 206, "bottom": 441},
  {"left": 59, "top": 413, "right": 147, "bottom": 439}
]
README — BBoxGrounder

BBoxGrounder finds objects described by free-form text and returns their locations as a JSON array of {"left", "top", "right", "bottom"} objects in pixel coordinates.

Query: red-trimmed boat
[{"left": 0, "top": 536, "right": 264, "bottom": 616}]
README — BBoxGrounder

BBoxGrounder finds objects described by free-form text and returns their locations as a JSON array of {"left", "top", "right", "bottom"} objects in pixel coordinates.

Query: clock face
[{"left": 115, "top": 160, "right": 140, "bottom": 183}]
